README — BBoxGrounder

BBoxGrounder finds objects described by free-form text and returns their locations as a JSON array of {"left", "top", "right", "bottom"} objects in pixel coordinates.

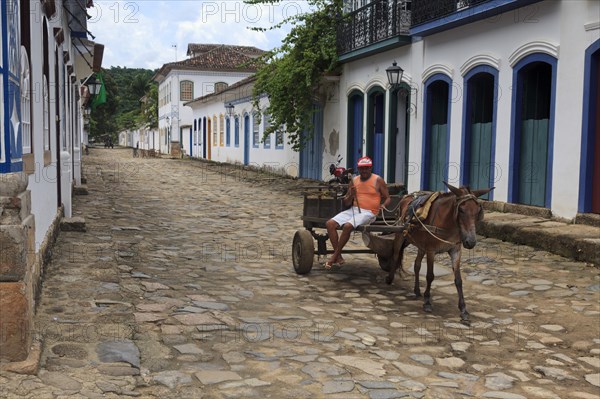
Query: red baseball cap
[{"left": 357, "top": 156, "right": 373, "bottom": 167}]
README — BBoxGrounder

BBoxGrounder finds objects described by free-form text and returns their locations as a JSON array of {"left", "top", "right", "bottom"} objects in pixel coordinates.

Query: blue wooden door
[
  {"left": 592, "top": 50, "right": 600, "bottom": 213},
  {"left": 373, "top": 93, "right": 385, "bottom": 176},
  {"left": 1, "top": 1, "right": 23, "bottom": 173},
  {"left": 348, "top": 94, "right": 364, "bottom": 169},
  {"left": 244, "top": 114, "right": 250, "bottom": 165},
  {"left": 425, "top": 81, "right": 449, "bottom": 192},
  {"left": 466, "top": 73, "right": 494, "bottom": 198},
  {"left": 299, "top": 105, "right": 323, "bottom": 180},
  {"left": 202, "top": 117, "right": 207, "bottom": 158},
  {"left": 518, "top": 63, "right": 551, "bottom": 207}
]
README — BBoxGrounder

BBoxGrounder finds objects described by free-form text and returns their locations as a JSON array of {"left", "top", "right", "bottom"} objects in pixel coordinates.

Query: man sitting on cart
[{"left": 325, "top": 156, "right": 391, "bottom": 268}]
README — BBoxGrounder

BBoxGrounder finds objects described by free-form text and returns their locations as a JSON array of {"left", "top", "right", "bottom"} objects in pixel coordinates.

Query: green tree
[
  {"left": 130, "top": 73, "right": 150, "bottom": 99},
  {"left": 248, "top": 0, "right": 342, "bottom": 151},
  {"left": 89, "top": 68, "right": 118, "bottom": 142},
  {"left": 140, "top": 83, "right": 158, "bottom": 129},
  {"left": 89, "top": 67, "right": 156, "bottom": 141}
]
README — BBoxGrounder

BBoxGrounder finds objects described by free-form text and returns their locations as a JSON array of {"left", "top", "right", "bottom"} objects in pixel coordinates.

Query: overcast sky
[{"left": 89, "top": 0, "right": 313, "bottom": 70}]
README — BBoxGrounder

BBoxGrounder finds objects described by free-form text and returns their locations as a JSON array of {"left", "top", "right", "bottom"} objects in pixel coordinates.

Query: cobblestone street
[{"left": 1, "top": 148, "right": 599, "bottom": 399}]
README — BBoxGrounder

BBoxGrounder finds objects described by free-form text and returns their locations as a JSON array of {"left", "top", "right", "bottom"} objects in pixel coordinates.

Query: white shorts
[{"left": 332, "top": 207, "right": 376, "bottom": 228}]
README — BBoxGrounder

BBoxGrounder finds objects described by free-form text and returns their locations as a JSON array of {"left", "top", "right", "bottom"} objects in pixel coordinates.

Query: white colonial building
[
  {"left": 152, "top": 44, "right": 264, "bottom": 157},
  {"left": 0, "top": 0, "right": 104, "bottom": 364},
  {"left": 184, "top": 76, "right": 301, "bottom": 175},
  {"left": 329, "top": 0, "right": 599, "bottom": 219}
]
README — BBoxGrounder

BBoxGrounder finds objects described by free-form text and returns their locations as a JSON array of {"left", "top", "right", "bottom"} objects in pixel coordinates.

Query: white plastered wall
[{"left": 336, "top": 0, "right": 597, "bottom": 218}]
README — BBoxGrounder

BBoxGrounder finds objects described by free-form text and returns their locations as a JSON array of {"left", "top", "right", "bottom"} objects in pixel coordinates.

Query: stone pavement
[
  {"left": 479, "top": 212, "right": 600, "bottom": 267},
  {"left": 0, "top": 148, "right": 599, "bottom": 399}
]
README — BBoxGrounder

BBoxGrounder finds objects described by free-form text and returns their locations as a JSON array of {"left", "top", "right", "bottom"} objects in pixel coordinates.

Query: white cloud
[{"left": 89, "top": 0, "right": 313, "bottom": 69}]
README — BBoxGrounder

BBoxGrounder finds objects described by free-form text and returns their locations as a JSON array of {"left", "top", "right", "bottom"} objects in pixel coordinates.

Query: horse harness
[{"left": 401, "top": 192, "right": 482, "bottom": 245}]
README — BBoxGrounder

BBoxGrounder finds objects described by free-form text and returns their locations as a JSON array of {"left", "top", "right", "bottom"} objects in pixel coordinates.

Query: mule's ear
[
  {"left": 443, "top": 181, "right": 461, "bottom": 196},
  {"left": 472, "top": 187, "right": 495, "bottom": 198}
]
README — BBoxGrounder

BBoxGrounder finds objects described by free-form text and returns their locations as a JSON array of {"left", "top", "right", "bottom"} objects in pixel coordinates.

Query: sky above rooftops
[{"left": 89, "top": 0, "right": 313, "bottom": 70}]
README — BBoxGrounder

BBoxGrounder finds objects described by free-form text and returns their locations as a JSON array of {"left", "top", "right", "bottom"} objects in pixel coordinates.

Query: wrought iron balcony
[
  {"left": 337, "top": 0, "right": 412, "bottom": 57},
  {"left": 411, "top": 0, "right": 490, "bottom": 26}
]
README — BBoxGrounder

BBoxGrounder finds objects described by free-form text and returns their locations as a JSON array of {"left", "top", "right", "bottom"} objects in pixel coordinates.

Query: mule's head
[{"left": 443, "top": 182, "right": 494, "bottom": 249}]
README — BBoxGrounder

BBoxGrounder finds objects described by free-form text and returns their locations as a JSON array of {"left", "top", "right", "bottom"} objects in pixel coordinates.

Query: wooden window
[
  {"left": 42, "top": 19, "right": 51, "bottom": 164},
  {"left": 234, "top": 116, "right": 240, "bottom": 147},
  {"left": 263, "top": 114, "right": 271, "bottom": 149},
  {"left": 180, "top": 80, "right": 193, "bottom": 101},
  {"left": 213, "top": 116, "right": 217, "bottom": 146},
  {"left": 276, "top": 129, "right": 284, "bottom": 149},
  {"left": 219, "top": 114, "right": 224, "bottom": 146},
  {"left": 214, "top": 82, "right": 228, "bottom": 92},
  {"left": 253, "top": 112, "right": 260, "bottom": 148},
  {"left": 20, "top": 50, "right": 32, "bottom": 154},
  {"left": 43, "top": 75, "right": 50, "bottom": 151},
  {"left": 226, "top": 117, "right": 231, "bottom": 147}
]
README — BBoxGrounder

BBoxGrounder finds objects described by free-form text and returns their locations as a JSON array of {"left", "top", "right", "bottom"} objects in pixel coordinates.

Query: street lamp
[
  {"left": 225, "top": 103, "right": 235, "bottom": 117},
  {"left": 386, "top": 61, "right": 404, "bottom": 89},
  {"left": 83, "top": 74, "right": 101, "bottom": 95},
  {"left": 165, "top": 116, "right": 171, "bottom": 153}
]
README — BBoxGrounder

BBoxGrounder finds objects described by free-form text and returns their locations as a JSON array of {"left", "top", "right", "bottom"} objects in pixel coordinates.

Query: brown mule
[{"left": 387, "top": 182, "right": 494, "bottom": 323}]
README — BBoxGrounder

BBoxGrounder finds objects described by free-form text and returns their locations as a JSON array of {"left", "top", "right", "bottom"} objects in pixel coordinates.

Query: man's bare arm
[
  {"left": 343, "top": 181, "right": 355, "bottom": 207},
  {"left": 378, "top": 177, "right": 391, "bottom": 211}
]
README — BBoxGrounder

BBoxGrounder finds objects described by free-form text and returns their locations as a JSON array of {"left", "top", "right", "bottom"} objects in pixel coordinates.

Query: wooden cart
[{"left": 292, "top": 184, "right": 407, "bottom": 274}]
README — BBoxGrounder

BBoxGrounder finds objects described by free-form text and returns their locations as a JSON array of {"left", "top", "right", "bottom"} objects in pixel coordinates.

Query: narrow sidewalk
[{"left": 479, "top": 212, "right": 600, "bottom": 266}]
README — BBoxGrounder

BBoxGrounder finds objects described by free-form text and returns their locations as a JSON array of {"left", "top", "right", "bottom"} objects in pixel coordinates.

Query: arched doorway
[
  {"left": 244, "top": 113, "right": 250, "bottom": 165},
  {"left": 422, "top": 75, "right": 451, "bottom": 192},
  {"left": 347, "top": 90, "right": 364, "bottom": 170},
  {"left": 579, "top": 39, "right": 600, "bottom": 214},
  {"left": 207, "top": 117, "right": 213, "bottom": 160},
  {"left": 202, "top": 117, "right": 207, "bottom": 159},
  {"left": 191, "top": 119, "right": 196, "bottom": 157},
  {"left": 388, "top": 83, "right": 411, "bottom": 186},
  {"left": 510, "top": 54, "right": 556, "bottom": 208},
  {"left": 299, "top": 105, "right": 324, "bottom": 180},
  {"left": 366, "top": 86, "right": 386, "bottom": 176},
  {"left": 462, "top": 67, "right": 498, "bottom": 199}
]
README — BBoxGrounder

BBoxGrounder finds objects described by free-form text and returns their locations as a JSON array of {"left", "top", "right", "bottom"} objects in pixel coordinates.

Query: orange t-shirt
[{"left": 353, "top": 174, "right": 381, "bottom": 214}]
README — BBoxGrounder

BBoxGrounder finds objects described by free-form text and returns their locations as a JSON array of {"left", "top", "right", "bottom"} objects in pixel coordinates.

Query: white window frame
[{"left": 20, "top": 49, "right": 32, "bottom": 154}]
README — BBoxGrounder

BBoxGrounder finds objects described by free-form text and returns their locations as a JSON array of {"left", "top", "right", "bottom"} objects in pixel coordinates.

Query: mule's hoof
[
  {"left": 460, "top": 312, "right": 470, "bottom": 324},
  {"left": 423, "top": 304, "right": 433, "bottom": 313},
  {"left": 385, "top": 276, "right": 394, "bottom": 285}
]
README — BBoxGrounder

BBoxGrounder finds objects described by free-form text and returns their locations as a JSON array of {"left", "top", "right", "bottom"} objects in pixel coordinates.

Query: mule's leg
[
  {"left": 450, "top": 247, "right": 469, "bottom": 323},
  {"left": 386, "top": 234, "right": 407, "bottom": 285},
  {"left": 413, "top": 249, "right": 425, "bottom": 298},
  {"left": 422, "top": 251, "right": 435, "bottom": 313}
]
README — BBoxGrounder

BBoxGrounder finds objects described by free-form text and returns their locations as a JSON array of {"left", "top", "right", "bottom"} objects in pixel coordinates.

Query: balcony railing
[
  {"left": 411, "top": 0, "right": 490, "bottom": 26},
  {"left": 337, "top": 0, "right": 412, "bottom": 56}
]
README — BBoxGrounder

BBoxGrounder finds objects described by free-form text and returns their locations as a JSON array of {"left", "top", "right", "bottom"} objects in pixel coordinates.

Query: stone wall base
[
  {"left": 0, "top": 172, "right": 62, "bottom": 372},
  {"left": 170, "top": 141, "right": 182, "bottom": 158},
  {"left": 0, "top": 282, "right": 31, "bottom": 362},
  {"left": 0, "top": 338, "right": 41, "bottom": 374}
]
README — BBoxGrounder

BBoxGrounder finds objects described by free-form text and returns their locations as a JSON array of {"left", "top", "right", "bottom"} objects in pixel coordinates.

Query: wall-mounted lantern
[
  {"left": 225, "top": 103, "right": 235, "bottom": 117},
  {"left": 386, "top": 61, "right": 404, "bottom": 89}
]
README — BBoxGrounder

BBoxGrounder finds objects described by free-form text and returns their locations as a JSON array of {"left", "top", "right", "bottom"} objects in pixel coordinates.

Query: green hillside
[{"left": 89, "top": 66, "right": 157, "bottom": 142}]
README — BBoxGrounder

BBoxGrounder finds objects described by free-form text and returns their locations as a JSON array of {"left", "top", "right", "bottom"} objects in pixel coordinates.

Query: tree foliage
[
  {"left": 89, "top": 66, "right": 156, "bottom": 141},
  {"left": 248, "top": 0, "right": 342, "bottom": 151},
  {"left": 140, "top": 83, "right": 159, "bottom": 129}
]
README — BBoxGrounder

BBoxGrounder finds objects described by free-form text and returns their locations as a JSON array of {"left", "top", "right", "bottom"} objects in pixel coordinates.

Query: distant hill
[{"left": 90, "top": 66, "right": 156, "bottom": 141}]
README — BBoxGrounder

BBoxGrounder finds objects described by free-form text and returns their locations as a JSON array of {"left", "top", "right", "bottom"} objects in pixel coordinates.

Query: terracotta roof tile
[
  {"left": 154, "top": 44, "right": 266, "bottom": 81},
  {"left": 187, "top": 43, "right": 265, "bottom": 58},
  {"left": 179, "top": 43, "right": 265, "bottom": 71}
]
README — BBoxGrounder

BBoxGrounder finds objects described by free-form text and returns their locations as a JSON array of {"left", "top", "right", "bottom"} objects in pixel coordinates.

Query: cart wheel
[
  {"left": 377, "top": 255, "right": 391, "bottom": 272},
  {"left": 292, "top": 230, "right": 314, "bottom": 275}
]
